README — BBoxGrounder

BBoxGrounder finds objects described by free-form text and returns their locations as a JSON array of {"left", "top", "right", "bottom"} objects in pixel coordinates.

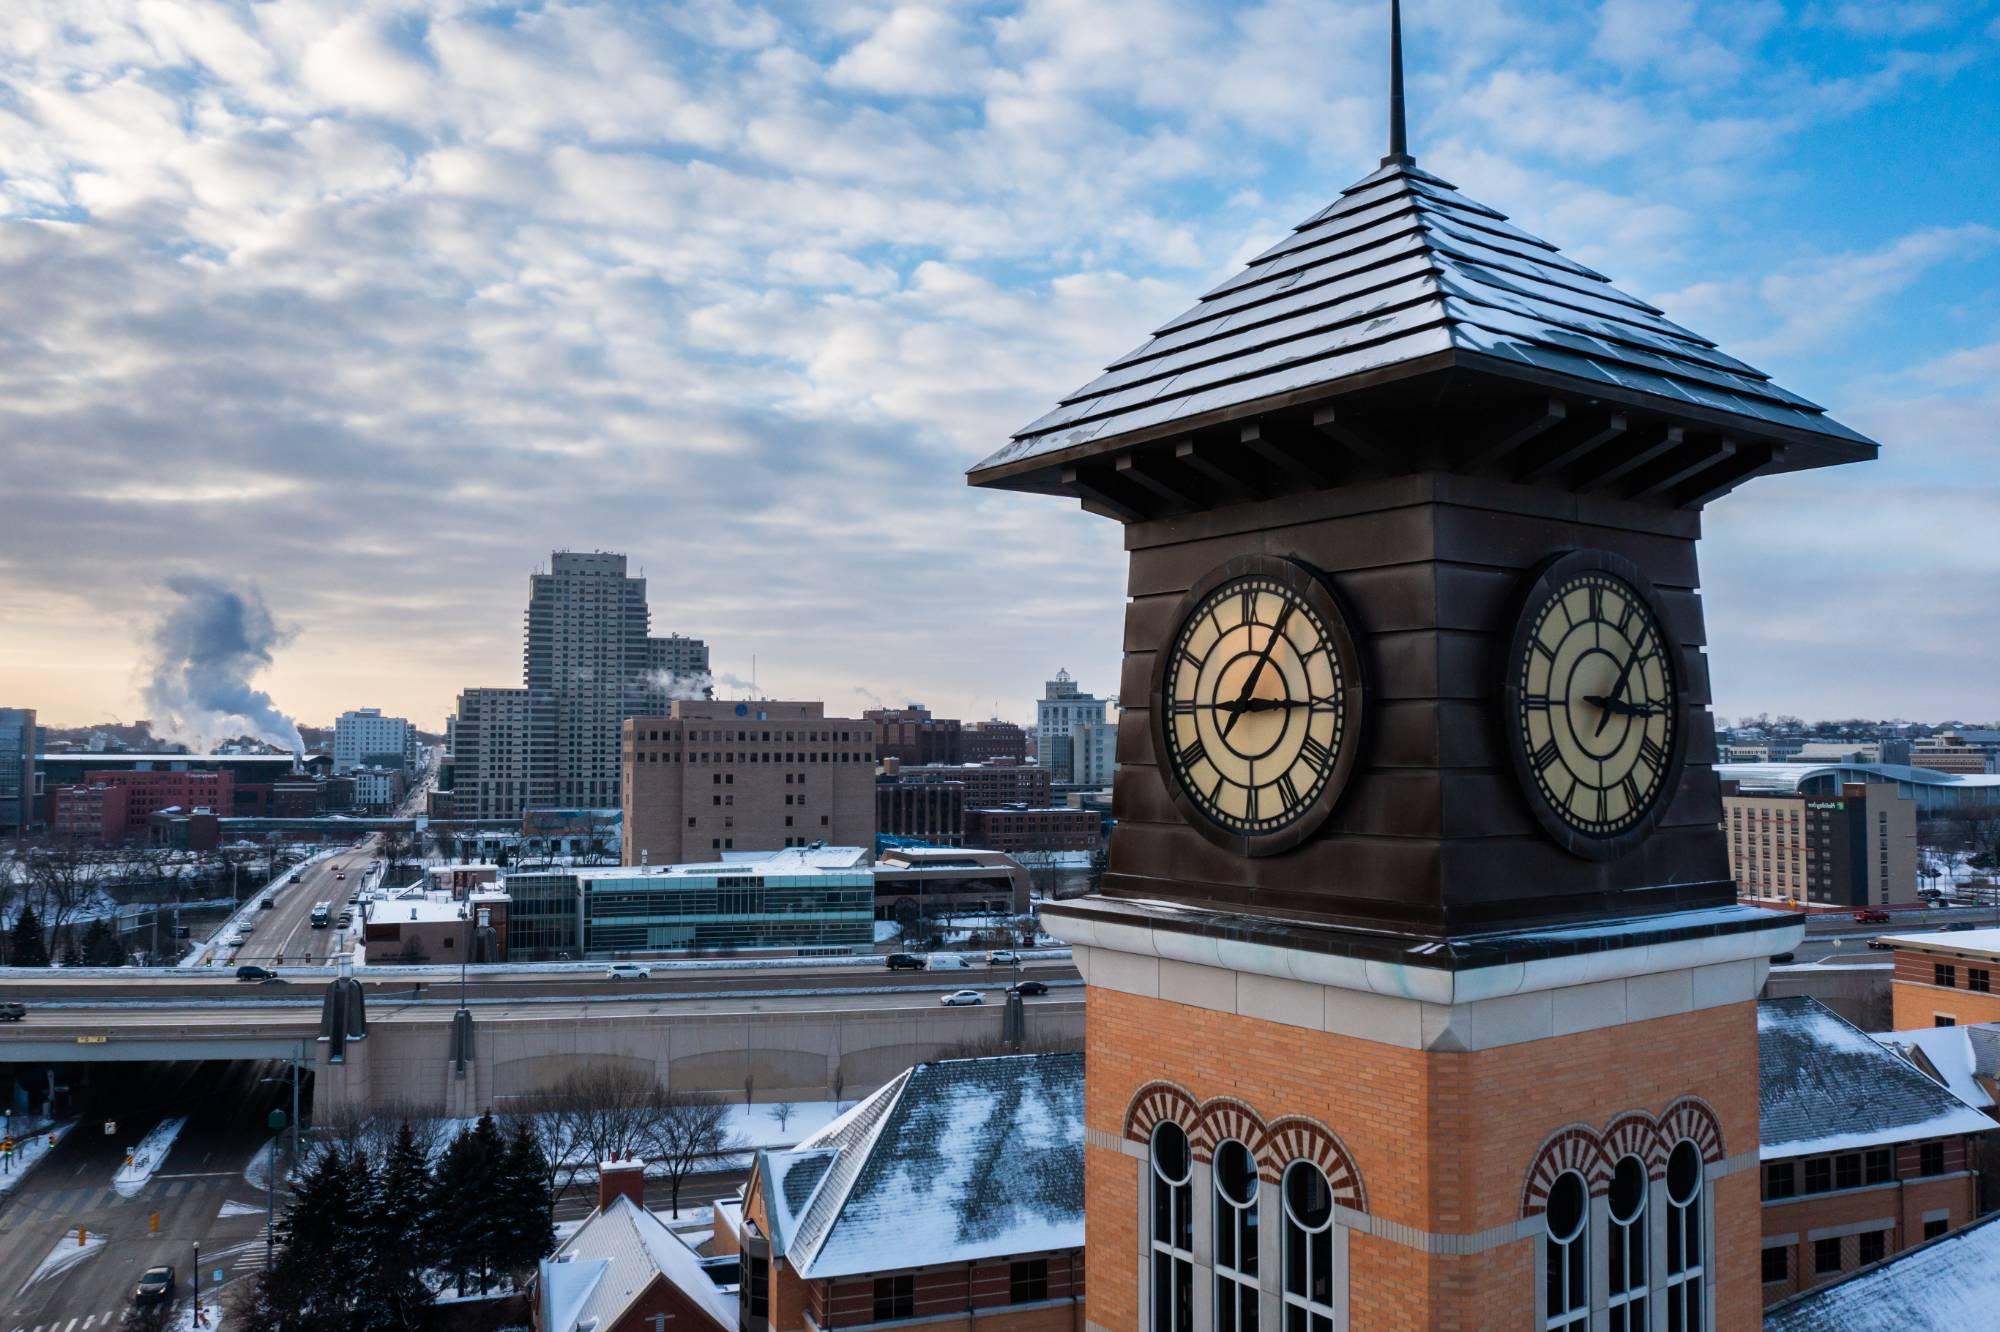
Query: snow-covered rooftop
[
  {"left": 543, "top": 1195, "right": 734, "bottom": 1332},
  {"left": 1766, "top": 1212, "right": 2000, "bottom": 1330},
  {"left": 757, "top": 1052, "right": 1083, "bottom": 1279},
  {"left": 1876, "top": 1024, "right": 2000, "bottom": 1111},
  {"left": 563, "top": 846, "right": 870, "bottom": 882},
  {"left": 1877, "top": 927, "right": 2000, "bottom": 955},
  {"left": 1758, "top": 997, "right": 1995, "bottom": 1159}
]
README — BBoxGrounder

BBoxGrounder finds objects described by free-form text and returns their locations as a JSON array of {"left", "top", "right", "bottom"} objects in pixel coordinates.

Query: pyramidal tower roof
[{"left": 970, "top": 9, "right": 1876, "bottom": 514}]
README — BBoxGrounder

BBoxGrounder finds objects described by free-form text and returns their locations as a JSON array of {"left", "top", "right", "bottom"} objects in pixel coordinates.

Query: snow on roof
[
  {"left": 1877, "top": 927, "right": 2000, "bottom": 955},
  {"left": 1876, "top": 1024, "right": 2000, "bottom": 1110},
  {"left": 546, "top": 1195, "right": 733, "bottom": 1332},
  {"left": 758, "top": 1147, "right": 838, "bottom": 1257},
  {"left": 1765, "top": 1211, "right": 2000, "bottom": 1330},
  {"left": 569, "top": 845, "right": 870, "bottom": 883},
  {"left": 769, "top": 1053, "right": 1084, "bottom": 1278},
  {"left": 1758, "top": 998, "right": 1995, "bottom": 1159}
]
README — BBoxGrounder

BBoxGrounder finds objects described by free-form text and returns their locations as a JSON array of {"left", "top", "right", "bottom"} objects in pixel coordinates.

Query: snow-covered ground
[
  {"left": 115, "top": 1115, "right": 187, "bottom": 1196},
  {"left": 22, "top": 1228, "right": 106, "bottom": 1292},
  {"left": 0, "top": 1119, "right": 72, "bottom": 1196}
]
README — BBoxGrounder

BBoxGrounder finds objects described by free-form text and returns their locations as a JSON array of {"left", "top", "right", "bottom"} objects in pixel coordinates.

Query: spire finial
[{"left": 1384, "top": 0, "right": 1413, "bottom": 167}]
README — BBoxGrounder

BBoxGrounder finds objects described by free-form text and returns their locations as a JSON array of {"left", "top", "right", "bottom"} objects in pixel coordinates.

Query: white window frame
[
  {"left": 1542, "top": 1170, "right": 1589, "bottom": 1332},
  {"left": 1213, "top": 1139, "right": 1259, "bottom": 1332},
  {"left": 1605, "top": 1153, "right": 1649, "bottom": 1332},
  {"left": 1149, "top": 1122, "right": 1195, "bottom": 1332},
  {"left": 1661, "top": 1140, "right": 1707, "bottom": 1332},
  {"left": 1280, "top": 1160, "right": 1337, "bottom": 1332}
]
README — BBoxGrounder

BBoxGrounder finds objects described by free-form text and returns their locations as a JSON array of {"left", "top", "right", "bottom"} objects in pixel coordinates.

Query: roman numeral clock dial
[
  {"left": 1503, "top": 550, "right": 1686, "bottom": 859},
  {"left": 1152, "top": 556, "right": 1366, "bottom": 857}
]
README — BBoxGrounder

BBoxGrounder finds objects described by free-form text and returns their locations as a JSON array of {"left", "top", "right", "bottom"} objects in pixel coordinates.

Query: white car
[
  {"left": 605, "top": 963, "right": 652, "bottom": 980},
  {"left": 939, "top": 989, "right": 985, "bottom": 1007}
]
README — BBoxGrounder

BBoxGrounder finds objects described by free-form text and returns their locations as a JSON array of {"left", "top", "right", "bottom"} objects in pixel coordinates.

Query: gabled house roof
[
  {"left": 754, "top": 1052, "right": 1083, "bottom": 1279},
  {"left": 541, "top": 1195, "right": 735, "bottom": 1332},
  {"left": 1758, "top": 997, "right": 1994, "bottom": 1159},
  {"left": 969, "top": 158, "right": 1876, "bottom": 511},
  {"left": 1765, "top": 1211, "right": 2000, "bottom": 1330},
  {"left": 1877, "top": 1022, "right": 2000, "bottom": 1111}
]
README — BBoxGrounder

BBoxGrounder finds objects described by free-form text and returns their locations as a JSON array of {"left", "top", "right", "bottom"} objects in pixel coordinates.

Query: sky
[{"left": 1, "top": 0, "right": 1997, "bottom": 739}]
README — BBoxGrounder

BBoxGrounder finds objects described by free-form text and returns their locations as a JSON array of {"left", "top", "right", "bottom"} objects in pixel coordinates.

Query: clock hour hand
[
  {"left": 1215, "top": 697, "right": 1292, "bottom": 715},
  {"left": 1221, "top": 603, "right": 1295, "bottom": 739},
  {"left": 1583, "top": 693, "right": 1667, "bottom": 719}
]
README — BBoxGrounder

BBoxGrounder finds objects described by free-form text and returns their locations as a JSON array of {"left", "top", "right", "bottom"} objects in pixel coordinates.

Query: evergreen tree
[
  {"left": 495, "top": 1121, "right": 556, "bottom": 1283},
  {"left": 82, "top": 917, "right": 126, "bottom": 967},
  {"left": 59, "top": 927, "right": 83, "bottom": 968},
  {"left": 8, "top": 907, "right": 49, "bottom": 968},
  {"left": 362, "top": 1121, "right": 437, "bottom": 1327},
  {"left": 429, "top": 1113, "right": 508, "bottom": 1294},
  {"left": 240, "top": 1145, "right": 370, "bottom": 1331}
]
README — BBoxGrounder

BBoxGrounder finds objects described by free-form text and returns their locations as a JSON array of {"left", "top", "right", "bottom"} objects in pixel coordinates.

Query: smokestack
[
  {"left": 599, "top": 1159, "right": 646, "bottom": 1212},
  {"left": 142, "top": 575, "right": 304, "bottom": 754}
]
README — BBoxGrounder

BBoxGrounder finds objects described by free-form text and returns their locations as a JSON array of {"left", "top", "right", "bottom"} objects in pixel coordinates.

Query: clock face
[
  {"left": 1153, "top": 556, "right": 1364, "bottom": 856},
  {"left": 1504, "top": 551, "right": 1683, "bottom": 858}
]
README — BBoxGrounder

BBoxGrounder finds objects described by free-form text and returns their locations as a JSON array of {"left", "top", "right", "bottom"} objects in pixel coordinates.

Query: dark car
[
  {"left": 236, "top": 965, "right": 275, "bottom": 982},
  {"left": 0, "top": 1002, "right": 25, "bottom": 1023},
  {"left": 134, "top": 1265, "right": 175, "bottom": 1305},
  {"left": 259, "top": 897, "right": 276, "bottom": 909},
  {"left": 1769, "top": 952, "right": 1795, "bottom": 964},
  {"left": 1010, "top": 980, "right": 1050, "bottom": 997},
  {"left": 1947, "top": 922, "right": 1978, "bottom": 932},
  {"left": 1867, "top": 938, "right": 1895, "bottom": 951},
  {"left": 1854, "top": 909, "right": 1891, "bottom": 924},
  {"left": 885, "top": 953, "right": 928, "bottom": 971}
]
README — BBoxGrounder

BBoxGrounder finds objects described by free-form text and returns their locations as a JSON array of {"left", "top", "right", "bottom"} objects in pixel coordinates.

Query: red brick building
[
  {"left": 963, "top": 805, "right": 1099, "bottom": 855},
  {"left": 865, "top": 707, "right": 961, "bottom": 766},
  {"left": 962, "top": 721, "right": 1028, "bottom": 764},
  {"left": 54, "top": 770, "right": 232, "bottom": 843},
  {"left": 736, "top": 1054, "right": 1083, "bottom": 1332},
  {"left": 1756, "top": 997, "right": 1993, "bottom": 1305},
  {"left": 50, "top": 783, "right": 129, "bottom": 844}
]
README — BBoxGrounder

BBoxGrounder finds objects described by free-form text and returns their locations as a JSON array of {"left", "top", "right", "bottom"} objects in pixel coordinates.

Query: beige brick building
[
  {"left": 1722, "top": 780, "right": 1916, "bottom": 907},
  {"left": 620, "top": 701, "right": 875, "bottom": 866}
]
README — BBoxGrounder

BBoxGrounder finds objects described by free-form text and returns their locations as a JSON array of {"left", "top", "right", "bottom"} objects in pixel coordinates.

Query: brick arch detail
[
  {"left": 1601, "top": 1110, "right": 1663, "bottom": 1176},
  {"left": 1123, "top": 1080, "right": 1201, "bottom": 1144},
  {"left": 1191, "top": 1097, "right": 1270, "bottom": 1162},
  {"left": 1521, "top": 1124, "right": 1609, "bottom": 1217},
  {"left": 1262, "top": 1115, "right": 1367, "bottom": 1213},
  {"left": 1658, "top": 1095, "right": 1726, "bottom": 1165}
]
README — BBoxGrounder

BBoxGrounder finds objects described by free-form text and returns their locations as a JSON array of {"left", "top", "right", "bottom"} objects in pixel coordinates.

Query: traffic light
[
  {"left": 78, "top": 1226, "right": 87, "bottom": 1245},
  {"left": 151, "top": 1212, "right": 160, "bottom": 1234}
]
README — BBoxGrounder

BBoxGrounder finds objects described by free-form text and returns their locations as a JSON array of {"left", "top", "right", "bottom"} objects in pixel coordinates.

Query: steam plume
[
  {"left": 142, "top": 575, "right": 304, "bottom": 754},
  {"left": 650, "top": 669, "right": 762, "bottom": 700}
]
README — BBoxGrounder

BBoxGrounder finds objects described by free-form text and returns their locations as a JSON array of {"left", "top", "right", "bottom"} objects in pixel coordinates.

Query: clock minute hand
[
  {"left": 1583, "top": 694, "right": 1666, "bottom": 719},
  {"left": 1221, "top": 603, "right": 1295, "bottom": 739},
  {"left": 1594, "top": 643, "right": 1642, "bottom": 737}
]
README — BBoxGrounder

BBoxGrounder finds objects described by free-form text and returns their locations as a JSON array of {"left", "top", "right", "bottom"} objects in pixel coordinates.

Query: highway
[{"left": 218, "top": 837, "right": 377, "bottom": 969}]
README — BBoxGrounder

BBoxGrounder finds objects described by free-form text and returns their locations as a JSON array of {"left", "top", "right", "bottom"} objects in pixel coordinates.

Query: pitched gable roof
[
  {"left": 1765, "top": 1211, "right": 2000, "bottom": 1330},
  {"left": 1758, "top": 997, "right": 1994, "bottom": 1159},
  {"left": 970, "top": 159, "right": 1876, "bottom": 506},
  {"left": 544, "top": 1195, "right": 734, "bottom": 1332},
  {"left": 762, "top": 1052, "right": 1084, "bottom": 1279}
]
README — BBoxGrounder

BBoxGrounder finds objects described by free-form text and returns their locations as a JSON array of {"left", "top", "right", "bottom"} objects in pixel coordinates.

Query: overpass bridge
[{"left": 0, "top": 976, "right": 1084, "bottom": 1117}]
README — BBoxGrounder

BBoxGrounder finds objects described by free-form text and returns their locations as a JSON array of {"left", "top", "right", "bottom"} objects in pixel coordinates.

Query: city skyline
[{"left": 4, "top": 2, "right": 1999, "bottom": 732}]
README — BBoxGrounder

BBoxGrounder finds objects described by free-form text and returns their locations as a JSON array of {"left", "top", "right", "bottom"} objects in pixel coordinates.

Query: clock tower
[{"left": 967, "top": 6, "right": 1876, "bottom": 1329}]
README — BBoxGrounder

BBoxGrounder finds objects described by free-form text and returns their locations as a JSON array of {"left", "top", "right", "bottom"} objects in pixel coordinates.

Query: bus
[{"left": 310, "top": 902, "right": 332, "bottom": 929}]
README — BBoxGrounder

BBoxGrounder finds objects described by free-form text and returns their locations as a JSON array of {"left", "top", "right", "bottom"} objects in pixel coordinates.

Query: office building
[
  {"left": 620, "top": 701, "right": 875, "bottom": 865},
  {"left": 963, "top": 805, "right": 1101, "bottom": 856},
  {"left": 332, "top": 708, "right": 417, "bottom": 773},
  {"left": 1756, "top": 998, "right": 1991, "bottom": 1305},
  {"left": 0, "top": 707, "right": 32, "bottom": 833},
  {"left": 962, "top": 719, "right": 1028, "bottom": 764},
  {"left": 875, "top": 778, "right": 964, "bottom": 846},
  {"left": 647, "top": 632, "right": 711, "bottom": 687},
  {"left": 450, "top": 687, "right": 556, "bottom": 818},
  {"left": 1912, "top": 734, "right": 1999, "bottom": 775},
  {"left": 1034, "top": 671, "right": 1112, "bottom": 783},
  {"left": 50, "top": 783, "right": 127, "bottom": 844},
  {"left": 888, "top": 761, "right": 1053, "bottom": 809},
  {"left": 501, "top": 846, "right": 874, "bottom": 959},
  {"left": 50, "top": 769, "right": 232, "bottom": 843},
  {"left": 351, "top": 766, "right": 407, "bottom": 810},
  {"left": 865, "top": 706, "right": 962, "bottom": 766},
  {"left": 1722, "top": 779, "right": 1916, "bottom": 906},
  {"left": 874, "top": 846, "right": 1031, "bottom": 919}
]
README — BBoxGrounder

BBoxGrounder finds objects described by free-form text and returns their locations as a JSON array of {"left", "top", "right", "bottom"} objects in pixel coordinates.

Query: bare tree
[
  {"left": 769, "top": 1101, "right": 797, "bottom": 1132},
  {"left": 649, "top": 1089, "right": 742, "bottom": 1217},
  {"left": 555, "top": 1065, "right": 673, "bottom": 1166},
  {"left": 499, "top": 1090, "right": 594, "bottom": 1203},
  {"left": 25, "top": 841, "right": 105, "bottom": 939},
  {"left": 743, "top": 1070, "right": 756, "bottom": 1107}
]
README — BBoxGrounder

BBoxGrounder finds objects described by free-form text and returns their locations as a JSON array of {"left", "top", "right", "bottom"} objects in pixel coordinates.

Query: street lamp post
[{"left": 265, "top": 1106, "right": 287, "bottom": 1270}]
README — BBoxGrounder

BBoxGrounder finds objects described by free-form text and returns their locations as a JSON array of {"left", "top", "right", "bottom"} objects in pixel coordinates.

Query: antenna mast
[{"left": 1385, "top": 0, "right": 1413, "bottom": 166}]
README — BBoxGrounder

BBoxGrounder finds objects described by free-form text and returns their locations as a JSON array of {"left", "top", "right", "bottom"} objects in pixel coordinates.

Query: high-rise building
[
  {"left": 526, "top": 551, "right": 658, "bottom": 806},
  {"left": 332, "top": 707, "right": 417, "bottom": 773},
  {"left": 646, "top": 633, "right": 710, "bottom": 689},
  {"left": 963, "top": 719, "right": 1028, "bottom": 764},
  {"left": 450, "top": 687, "right": 556, "bottom": 818},
  {"left": 620, "top": 701, "right": 875, "bottom": 865},
  {"left": 1035, "top": 670, "right": 1112, "bottom": 783},
  {"left": 865, "top": 705, "right": 963, "bottom": 766},
  {"left": 1722, "top": 779, "right": 1916, "bottom": 907},
  {"left": 0, "top": 707, "right": 34, "bottom": 833}
]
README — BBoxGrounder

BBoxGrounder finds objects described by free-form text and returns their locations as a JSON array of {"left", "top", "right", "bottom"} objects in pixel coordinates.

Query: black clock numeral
[
  {"left": 1639, "top": 737, "right": 1667, "bottom": 771},
  {"left": 1245, "top": 784, "right": 1259, "bottom": 822},
  {"left": 1532, "top": 739, "right": 1562, "bottom": 773},
  {"left": 1179, "top": 647, "right": 1203, "bottom": 674},
  {"left": 1595, "top": 787, "right": 1609, "bottom": 826},
  {"left": 1587, "top": 583, "right": 1605, "bottom": 622},
  {"left": 1276, "top": 772, "right": 1301, "bottom": 810},
  {"left": 1620, "top": 774, "right": 1643, "bottom": 811},
  {"left": 1180, "top": 738, "right": 1207, "bottom": 772},
  {"left": 1172, "top": 699, "right": 1195, "bottom": 716},
  {"left": 1616, "top": 600, "right": 1638, "bottom": 640},
  {"left": 1309, "top": 693, "right": 1340, "bottom": 712},
  {"left": 1241, "top": 588, "right": 1258, "bottom": 627},
  {"left": 1208, "top": 774, "right": 1225, "bottom": 807},
  {"left": 1530, "top": 637, "right": 1554, "bottom": 664},
  {"left": 1522, "top": 692, "right": 1551, "bottom": 712},
  {"left": 1300, "top": 734, "right": 1334, "bottom": 771}
]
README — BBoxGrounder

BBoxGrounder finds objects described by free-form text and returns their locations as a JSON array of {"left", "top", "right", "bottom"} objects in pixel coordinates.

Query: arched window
[
  {"left": 1281, "top": 1160, "right": 1335, "bottom": 1332},
  {"left": 1663, "top": 1140, "right": 1705, "bottom": 1331},
  {"left": 1543, "top": 1170, "right": 1588, "bottom": 1331},
  {"left": 1606, "top": 1154, "right": 1648, "bottom": 1331},
  {"left": 1213, "top": 1139, "right": 1259, "bottom": 1332},
  {"left": 1150, "top": 1121, "right": 1193, "bottom": 1332}
]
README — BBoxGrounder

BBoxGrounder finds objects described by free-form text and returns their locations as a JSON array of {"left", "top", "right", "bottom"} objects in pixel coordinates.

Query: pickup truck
[{"left": 1853, "top": 909, "right": 1891, "bottom": 924}]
